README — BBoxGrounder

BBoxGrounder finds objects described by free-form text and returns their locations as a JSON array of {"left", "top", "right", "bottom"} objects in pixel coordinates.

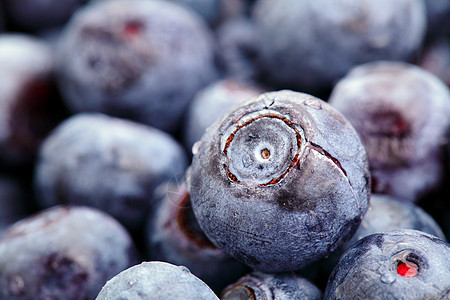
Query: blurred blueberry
[
  {"left": 34, "top": 113, "right": 188, "bottom": 231},
  {"left": 329, "top": 61, "right": 450, "bottom": 202},
  {"left": 96, "top": 261, "right": 219, "bottom": 299},
  {"left": 222, "top": 271, "right": 322, "bottom": 300},
  {"left": 324, "top": 229, "right": 450, "bottom": 299},
  {"left": 146, "top": 179, "right": 250, "bottom": 293},
  {"left": 0, "top": 34, "right": 68, "bottom": 166},
  {"left": 184, "top": 78, "right": 264, "bottom": 152},
  {"left": 252, "top": 0, "right": 426, "bottom": 91},
  {"left": 56, "top": 0, "right": 217, "bottom": 132},
  {"left": 189, "top": 90, "right": 370, "bottom": 272},
  {"left": 215, "top": 16, "right": 261, "bottom": 83},
  {"left": 0, "top": 205, "right": 137, "bottom": 299},
  {"left": 2, "top": 0, "right": 87, "bottom": 32}
]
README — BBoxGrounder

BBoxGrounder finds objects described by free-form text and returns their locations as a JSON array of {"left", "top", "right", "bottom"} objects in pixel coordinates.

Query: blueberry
[
  {"left": 329, "top": 61, "right": 450, "bottom": 202},
  {"left": 189, "top": 90, "right": 370, "bottom": 272},
  {"left": 2, "top": 0, "right": 87, "bottom": 32},
  {"left": 146, "top": 179, "right": 250, "bottom": 293},
  {"left": 184, "top": 78, "right": 264, "bottom": 152},
  {"left": 221, "top": 271, "right": 322, "bottom": 300},
  {"left": 56, "top": 0, "right": 217, "bottom": 132},
  {"left": 252, "top": 0, "right": 426, "bottom": 91},
  {"left": 0, "top": 34, "right": 67, "bottom": 166},
  {"left": 96, "top": 261, "right": 219, "bottom": 299},
  {"left": 319, "top": 193, "right": 446, "bottom": 277},
  {"left": 215, "top": 16, "right": 261, "bottom": 83},
  {"left": 0, "top": 205, "right": 137, "bottom": 299},
  {"left": 324, "top": 229, "right": 450, "bottom": 300},
  {"left": 34, "top": 113, "right": 188, "bottom": 230}
]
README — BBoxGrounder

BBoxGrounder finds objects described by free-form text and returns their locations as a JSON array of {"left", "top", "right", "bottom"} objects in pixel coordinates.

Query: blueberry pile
[{"left": 0, "top": 0, "right": 449, "bottom": 299}]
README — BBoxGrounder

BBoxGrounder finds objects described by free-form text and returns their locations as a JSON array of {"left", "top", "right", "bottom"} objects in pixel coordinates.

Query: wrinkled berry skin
[
  {"left": 146, "top": 180, "right": 250, "bottom": 293},
  {"left": 34, "top": 113, "right": 188, "bottom": 230},
  {"left": 189, "top": 90, "right": 370, "bottom": 272},
  {"left": 57, "top": 0, "right": 217, "bottom": 132},
  {"left": 329, "top": 61, "right": 450, "bottom": 202},
  {"left": 96, "top": 261, "right": 219, "bottom": 300},
  {"left": 324, "top": 230, "right": 450, "bottom": 300},
  {"left": 252, "top": 0, "right": 426, "bottom": 91},
  {"left": 222, "top": 271, "right": 322, "bottom": 300},
  {"left": 0, "top": 205, "right": 137, "bottom": 299},
  {"left": 3, "top": 0, "right": 87, "bottom": 32},
  {"left": 0, "top": 34, "right": 67, "bottom": 165},
  {"left": 184, "top": 79, "right": 263, "bottom": 152}
]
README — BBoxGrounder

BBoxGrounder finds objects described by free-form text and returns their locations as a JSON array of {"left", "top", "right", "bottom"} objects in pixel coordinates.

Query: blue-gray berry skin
[
  {"left": 324, "top": 230, "right": 450, "bottom": 300},
  {"left": 3, "top": 0, "right": 87, "bottom": 32},
  {"left": 252, "top": 0, "right": 426, "bottom": 91},
  {"left": 215, "top": 17, "right": 261, "bottom": 83},
  {"left": 189, "top": 90, "right": 370, "bottom": 272},
  {"left": 184, "top": 78, "right": 264, "bottom": 152},
  {"left": 146, "top": 180, "right": 250, "bottom": 293},
  {"left": 329, "top": 61, "right": 450, "bottom": 202},
  {"left": 96, "top": 261, "right": 219, "bottom": 300},
  {"left": 0, "top": 205, "right": 137, "bottom": 299},
  {"left": 222, "top": 271, "right": 322, "bottom": 300},
  {"left": 0, "top": 34, "right": 67, "bottom": 165},
  {"left": 319, "top": 194, "right": 446, "bottom": 277},
  {"left": 57, "top": 0, "right": 217, "bottom": 132},
  {"left": 34, "top": 113, "right": 188, "bottom": 230}
]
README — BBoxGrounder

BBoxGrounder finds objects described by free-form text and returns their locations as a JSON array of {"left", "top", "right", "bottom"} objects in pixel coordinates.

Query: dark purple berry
[
  {"left": 324, "top": 230, "right": 450, "bottom": 300},
  {"left": 0, "top": 205, "right": 137, "bottom": 299},
  {"left": 189, "top": 90, "right": 370, "bottom": 272},
  {"left": 57, "top": 0, "right": 217, "bottom": 132},
  {"left": 34, "top": 113, "right": 188, "bottom": 230},
  {"left": 252, "top": 0, "right": 426, "bottom": 91},
  {"left": 222, "top": 271, "right": 322, "bottom": 300},
  {"left": 329, "top": 61, "right": 450, "bottom": 202}
]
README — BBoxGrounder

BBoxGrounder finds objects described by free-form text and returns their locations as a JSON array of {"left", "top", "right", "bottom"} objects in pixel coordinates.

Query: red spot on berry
[
  {"left": 122, "top": 21, "right": 143, "bottom": 39},
  {"left": 397, "top": 261, "right": 418, "bottom": 277}
]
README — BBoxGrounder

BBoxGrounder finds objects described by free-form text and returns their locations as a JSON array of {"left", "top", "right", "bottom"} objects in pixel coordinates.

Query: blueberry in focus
[
  {"left": 189, "top": 90, "right": 370, "bottom": 272},
  {"left": 221, "top": 271, "right": 322, "bottom": 300},
  {"left": 95, "top": 261, "right": 219, "bottom": 299},
  {"left": 0, "top": 34, "right": 67, "bottom": 166},
  {"left": 146, "top": 179, "right": 250, "bottom": 293},
  {"left": 252, "top": 0, "right": 426, "bottom": 91},
  {"left": 324, "top": 229, "right": 450, "bottom": 300},
  {"left": 34, "top": 113, "right": 188, "bottom": 230},
  {"left": 0, "top": 205, "right": 137, "bottom": 299},
  {"left": 56, "top": 0, "right": 217, "bottom": 132},
  {"left": 329, "top": 61, "right": 450, "bottom": 202},
  {"left": 184, "top": 78, "right": 264, "bottom": 152}
]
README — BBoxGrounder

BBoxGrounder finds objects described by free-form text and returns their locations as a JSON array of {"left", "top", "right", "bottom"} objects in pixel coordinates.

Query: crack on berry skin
[
  {"left": 222, "top": 112, "right": 302, "bottom": 186},
  {"left": 309, "top": 142, "right": 348, "bottom": 177}
]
